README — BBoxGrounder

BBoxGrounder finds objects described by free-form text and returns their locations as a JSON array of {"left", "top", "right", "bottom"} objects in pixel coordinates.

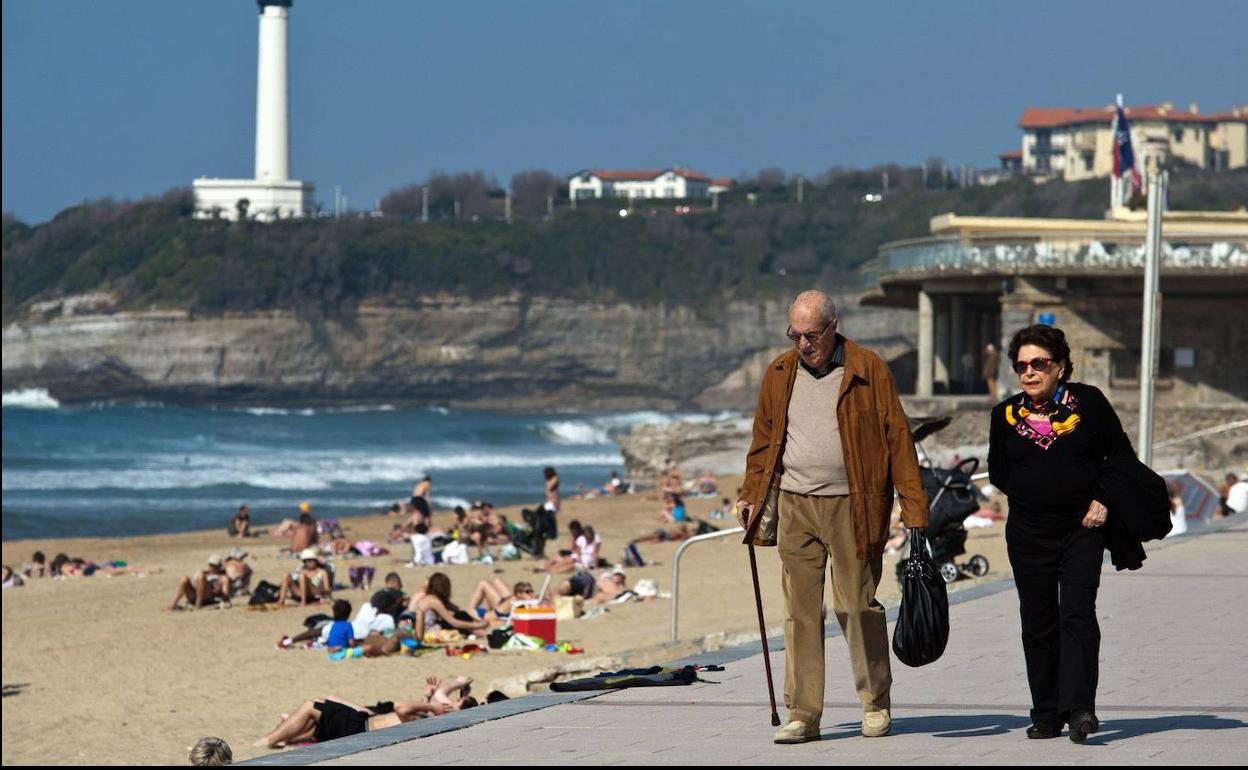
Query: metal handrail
[
  {"left": 1156, "top": 418, "right": 1248, "bottom": 449},
  {"left": 669, "top": 526, "right": 744, "bottom": 642}
]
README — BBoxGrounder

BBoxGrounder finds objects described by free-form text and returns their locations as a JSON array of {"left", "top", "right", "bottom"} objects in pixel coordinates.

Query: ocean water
[{"left": 1, "top": 389, "right": 727, "bottom": 540}]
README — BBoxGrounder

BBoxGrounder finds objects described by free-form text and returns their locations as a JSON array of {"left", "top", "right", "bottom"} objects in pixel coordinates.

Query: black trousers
[{"left": 1006, "top": 517, "right": 1106, "bottom": 728}]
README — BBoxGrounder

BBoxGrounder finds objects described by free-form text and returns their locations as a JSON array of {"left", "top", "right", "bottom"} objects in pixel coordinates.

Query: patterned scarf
[{"left": 1003, "top": 385, "right": 1081, "bottom": 450}]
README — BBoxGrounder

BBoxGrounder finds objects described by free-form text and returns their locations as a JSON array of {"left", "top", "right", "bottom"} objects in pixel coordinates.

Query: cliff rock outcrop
[{"left": 2, "top": 294, "right": 917, "bottom": 411}]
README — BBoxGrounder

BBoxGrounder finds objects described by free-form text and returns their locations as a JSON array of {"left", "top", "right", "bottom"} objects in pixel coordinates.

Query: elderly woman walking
[{"left": 988, "top": 324, "right": 1135, "bottom": 743}]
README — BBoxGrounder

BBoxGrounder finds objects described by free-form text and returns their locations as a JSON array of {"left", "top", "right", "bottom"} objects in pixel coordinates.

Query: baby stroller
[{"left": 896, "top": 454, "right": 991, "bottom": 585}]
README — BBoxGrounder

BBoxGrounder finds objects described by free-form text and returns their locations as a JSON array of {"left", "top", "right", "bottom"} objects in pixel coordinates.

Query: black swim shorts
[{"left": 313, "top": 700, "right": 369, "bottom": 742}]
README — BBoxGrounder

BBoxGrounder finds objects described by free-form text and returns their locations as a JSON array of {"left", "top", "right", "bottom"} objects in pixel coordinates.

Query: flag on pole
[{"left": 1112, "top": 106, "right": 1142, "bottom": 194}]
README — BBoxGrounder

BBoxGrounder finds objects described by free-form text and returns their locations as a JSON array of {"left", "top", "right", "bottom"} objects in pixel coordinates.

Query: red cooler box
[{"left": 512, "top": 603, "right": 557, "bottom": 644}]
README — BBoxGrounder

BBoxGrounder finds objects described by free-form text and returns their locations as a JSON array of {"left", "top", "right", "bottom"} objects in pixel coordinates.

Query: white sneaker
[
  {"left": 774, "top": 720, "right": 819, "bottom": 744},
  {"left": 862, "top": 708, "right": 891, "bottom": 737}
]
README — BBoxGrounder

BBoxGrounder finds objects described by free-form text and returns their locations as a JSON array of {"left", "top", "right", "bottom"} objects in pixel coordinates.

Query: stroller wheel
[
  {"left": 969, "top": 555, "right": 990, "bottom": 577},
  {"left": 939, "top": 562, "right": 959, "bottom": 584}
]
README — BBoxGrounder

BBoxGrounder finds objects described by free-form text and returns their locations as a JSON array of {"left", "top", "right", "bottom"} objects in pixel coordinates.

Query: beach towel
[
  {"left": 550, "top": 666, "right": 699, "bottom": 692},
  {"left": 353, "top": 540, "right": 387, "bottom": 557}
]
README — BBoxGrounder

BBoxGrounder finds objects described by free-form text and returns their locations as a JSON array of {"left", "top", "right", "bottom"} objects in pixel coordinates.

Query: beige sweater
[{"left": 780, "top": 365, "right": 849, "bottom": 496}]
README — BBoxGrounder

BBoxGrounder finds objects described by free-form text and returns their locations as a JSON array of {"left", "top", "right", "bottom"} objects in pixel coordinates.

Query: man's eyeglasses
[
  {"left": 786, "top": 321, "right": 834, "bottom": 345},
  {"left": 1012, "top": 357, "right": 1054, "bottom": 375}
]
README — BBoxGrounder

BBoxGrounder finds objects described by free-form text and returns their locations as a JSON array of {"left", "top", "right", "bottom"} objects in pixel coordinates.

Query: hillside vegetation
[{"left": 4, "top": 168, "right": 1245, "bottom": 322}]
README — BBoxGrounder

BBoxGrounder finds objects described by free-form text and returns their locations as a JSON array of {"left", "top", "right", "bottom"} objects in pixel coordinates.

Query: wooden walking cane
[{"left": 748, "top": 543, "right": 781, "bottom": 727}]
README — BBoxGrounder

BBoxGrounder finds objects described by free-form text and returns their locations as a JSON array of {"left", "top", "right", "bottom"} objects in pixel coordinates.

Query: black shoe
[
  {"left": 1068, "top": 710, "right": 1099, "bottom": 743},
  {"left": 1026, "top": 724, "right": 1061, "bottom": 739}
]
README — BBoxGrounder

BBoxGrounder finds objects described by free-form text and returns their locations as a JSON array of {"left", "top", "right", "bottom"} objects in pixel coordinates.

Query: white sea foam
[
  {"left": 2, "top": 388, "right": 60, "bottom": 409},
  {"left": 1, "top": 449, "right": 623, "bottom": 492},
  {"left": 234, "top": 405, "right": 397, "bottom": 417},
  {"left": 432, "top": 495, "right": 474, "bottom": 510},
  {"left": 545, "top": 420, "right": 613, "bottom": 445},
  {"left": 542, "top": 410, "right": 742, "bottom": 445}
]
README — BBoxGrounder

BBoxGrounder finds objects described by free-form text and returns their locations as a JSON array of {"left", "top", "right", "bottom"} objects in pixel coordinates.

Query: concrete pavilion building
[
  {"left": 193, "top": 0, "right": 314, "bottom": 222},
  {"left": 863, "top": 209, "right": 1248, "bottom": 407}
]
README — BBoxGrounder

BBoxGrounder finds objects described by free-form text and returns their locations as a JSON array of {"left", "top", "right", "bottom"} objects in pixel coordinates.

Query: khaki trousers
[{"left": 778, "top": 490, "right": 891, "bottom": 724}]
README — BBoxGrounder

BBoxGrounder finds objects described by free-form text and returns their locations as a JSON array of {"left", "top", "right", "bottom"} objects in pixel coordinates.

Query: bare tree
[
  {"left": 510, "top": 169, "right": 563, "bottom": 219},
  {"left": 379, "top": 184, "right": 424, "bottom": 218}
]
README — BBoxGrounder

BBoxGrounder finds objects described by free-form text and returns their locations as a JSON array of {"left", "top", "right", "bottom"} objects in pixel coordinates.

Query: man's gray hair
[
  {"left": 189, "top": 737, "right": 232, "bottom": 766},
  {"left": 790, "top": 290, "right": 838, "bottom": 323}
]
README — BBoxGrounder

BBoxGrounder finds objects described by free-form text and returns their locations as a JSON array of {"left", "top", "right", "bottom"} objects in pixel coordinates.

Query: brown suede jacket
[{"left": 740, "top": 335, "right": 929, "bottom": 559}]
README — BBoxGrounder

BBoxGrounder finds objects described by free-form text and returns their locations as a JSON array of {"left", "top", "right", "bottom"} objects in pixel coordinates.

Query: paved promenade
[{"left": 247, "top": 517, "right": 1248, "bottom": 765}]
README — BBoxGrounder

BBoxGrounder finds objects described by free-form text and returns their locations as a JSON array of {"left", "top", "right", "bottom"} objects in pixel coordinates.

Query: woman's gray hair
[{"left": 189, "top": 737, "right": 232, "bottom": 766}]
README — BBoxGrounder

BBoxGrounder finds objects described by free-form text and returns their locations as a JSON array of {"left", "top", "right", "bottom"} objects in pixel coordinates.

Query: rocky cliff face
[{"left": 2, "top": 294, "right": 917, "bottom": 411}]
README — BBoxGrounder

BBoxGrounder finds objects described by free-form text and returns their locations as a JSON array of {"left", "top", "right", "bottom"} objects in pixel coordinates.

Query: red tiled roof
[
  {"left": 1019, "top": 105, "right": 1247, "bottom": 129},
  {"left": 1204, "top": 108, "right": 1248, "bottom": 121},
  {"left": 998, "top": 150, "right": 1023, "bottom": 159},
  {"left": 710, "top": 177, "right": 734, "bottom": 187}
]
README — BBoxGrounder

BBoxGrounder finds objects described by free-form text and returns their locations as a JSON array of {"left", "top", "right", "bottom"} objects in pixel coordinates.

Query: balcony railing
[{"left": 876, "top": 236, "right": 1248, "bottom": 277}]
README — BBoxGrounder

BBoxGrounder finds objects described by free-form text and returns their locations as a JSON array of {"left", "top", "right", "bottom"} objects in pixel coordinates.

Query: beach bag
[
  {"left": 487, "top": 626, "right": 513, "bottom": 650},
  {"left": 892, "top": 529, "right": 949, "bottom": 667},
  {"left": 249, "top": 579, "right": 280, "bottom": 606},
  {"left": 695, "top": 520, "right": 719, "bottom": 536}
]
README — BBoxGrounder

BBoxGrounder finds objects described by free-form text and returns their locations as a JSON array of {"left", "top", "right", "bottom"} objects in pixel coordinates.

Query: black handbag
[{"left": 892, "top": 528, "right": 950, "bottom": 667}]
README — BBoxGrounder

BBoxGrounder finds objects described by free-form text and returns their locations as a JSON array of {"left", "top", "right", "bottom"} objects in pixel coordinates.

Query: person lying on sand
[
  {"left": 405, "top": 573, "right": 489, "bottom": 638},
  {"left": 2, "top": 564, "right": 25, "bottom": 589},
  {"left": 167, "top": 555, "right": 231, "bottom": 611},
  {"left": 49, "top": 552, "right": 162, "bottom": 579},
  {"left": 552, "top": 568, "right": 629, "bottom": 606},
  {"left": 253, "top": 682, "right": 477, "bottom": 750},
  {"left": 22, "top": 551, "right": 47, "bottom": 579},
  {"left": 468, "top": 579, "right": 535, "bottom": 622},
  {"left": 628, "top": 522, "right": 695, "bottom": 546},
  {"left": 276, "top": 548, "right": 333, "bottom": 607}
]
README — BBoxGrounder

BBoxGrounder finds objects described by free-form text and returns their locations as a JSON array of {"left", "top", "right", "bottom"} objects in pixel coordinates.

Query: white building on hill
[{"left": 569, "top": 168, "right": 712, "bottom": 201}]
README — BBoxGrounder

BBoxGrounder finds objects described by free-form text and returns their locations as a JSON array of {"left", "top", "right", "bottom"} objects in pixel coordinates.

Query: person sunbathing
[
  {"left": 628, "top": 522, "right": 695, "bottom": 546},
  {"left": 50, "top": 552, "right": 161, "bottom": 579},
  {"left": 276, "top": 548, "right": 333, "bottom": 607},
  {"left": 694, "top": 469, "right": 719, "bottom": 495},
  {"left": 253, "top": 686, "right": 477, "bottom": 750},
  {"left": 228, "top": 504, "right": 253, "bottom": 538},
  {"left": 468, "top": 579, "right": 535, "bottom": 621},
  {"left": 223, "top": 548, "right": 252, "bottom": 597},
  {"left": 406, "top": 572, "right": 489, "bottom": 638},
  {"left": 167, "top": 555, "right": 231, "bottom": 611},
  {"left": 588, "top": 569, "right": 630, "bottom": 605},
  {"left": 22, "top": 551, "right": 47, "bottom": 579},
  {"left": 554, "top": 568, "right": 630, "bottom": 606},
  {"left": 2, "top": 565, "right": 24, "bottom": 589},
  {"left": 284, "top": 513, "right": 320, "bottom": 556},
  {"left": 535, "top": 521, "right": 584, "bottom": 573}
]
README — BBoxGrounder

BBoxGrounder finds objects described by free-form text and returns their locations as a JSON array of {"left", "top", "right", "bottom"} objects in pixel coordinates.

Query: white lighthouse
[{"left": 193, "top": 0, "right": 314, "bottom": 222}]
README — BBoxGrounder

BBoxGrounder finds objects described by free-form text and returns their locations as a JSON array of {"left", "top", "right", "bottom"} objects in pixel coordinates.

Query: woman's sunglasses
[{"left": 1012, "top": 357, "right": 1054, "bottom": 375}]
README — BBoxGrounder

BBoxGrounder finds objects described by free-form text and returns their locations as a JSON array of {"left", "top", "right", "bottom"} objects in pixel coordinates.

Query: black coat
[{"left": 1097, "top": 449, "right": 1172, "bottom": 571}]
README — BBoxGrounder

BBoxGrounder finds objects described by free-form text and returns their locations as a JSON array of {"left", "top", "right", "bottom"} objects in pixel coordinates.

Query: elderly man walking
[{"left": 737, "top": 290, "right": 929, "bottom": 744}]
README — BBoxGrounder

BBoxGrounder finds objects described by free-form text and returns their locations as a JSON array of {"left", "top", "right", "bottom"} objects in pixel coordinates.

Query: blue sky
[{"left": 3, "top": 0, "right": 1245, "bottom": 223}]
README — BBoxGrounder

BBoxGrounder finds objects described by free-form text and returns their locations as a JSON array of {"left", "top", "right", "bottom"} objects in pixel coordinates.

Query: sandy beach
[{"left": 1, "top": 475, "right": 1010, "bottom": 765}]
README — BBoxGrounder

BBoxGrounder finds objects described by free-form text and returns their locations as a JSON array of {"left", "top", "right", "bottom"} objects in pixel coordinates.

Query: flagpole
[
  {"left": 1138, "top": 169, "right": 1166, "bottom": 466},
  {"left": 1111, "top": 94, "right": 1124, "bottom": 212}
]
